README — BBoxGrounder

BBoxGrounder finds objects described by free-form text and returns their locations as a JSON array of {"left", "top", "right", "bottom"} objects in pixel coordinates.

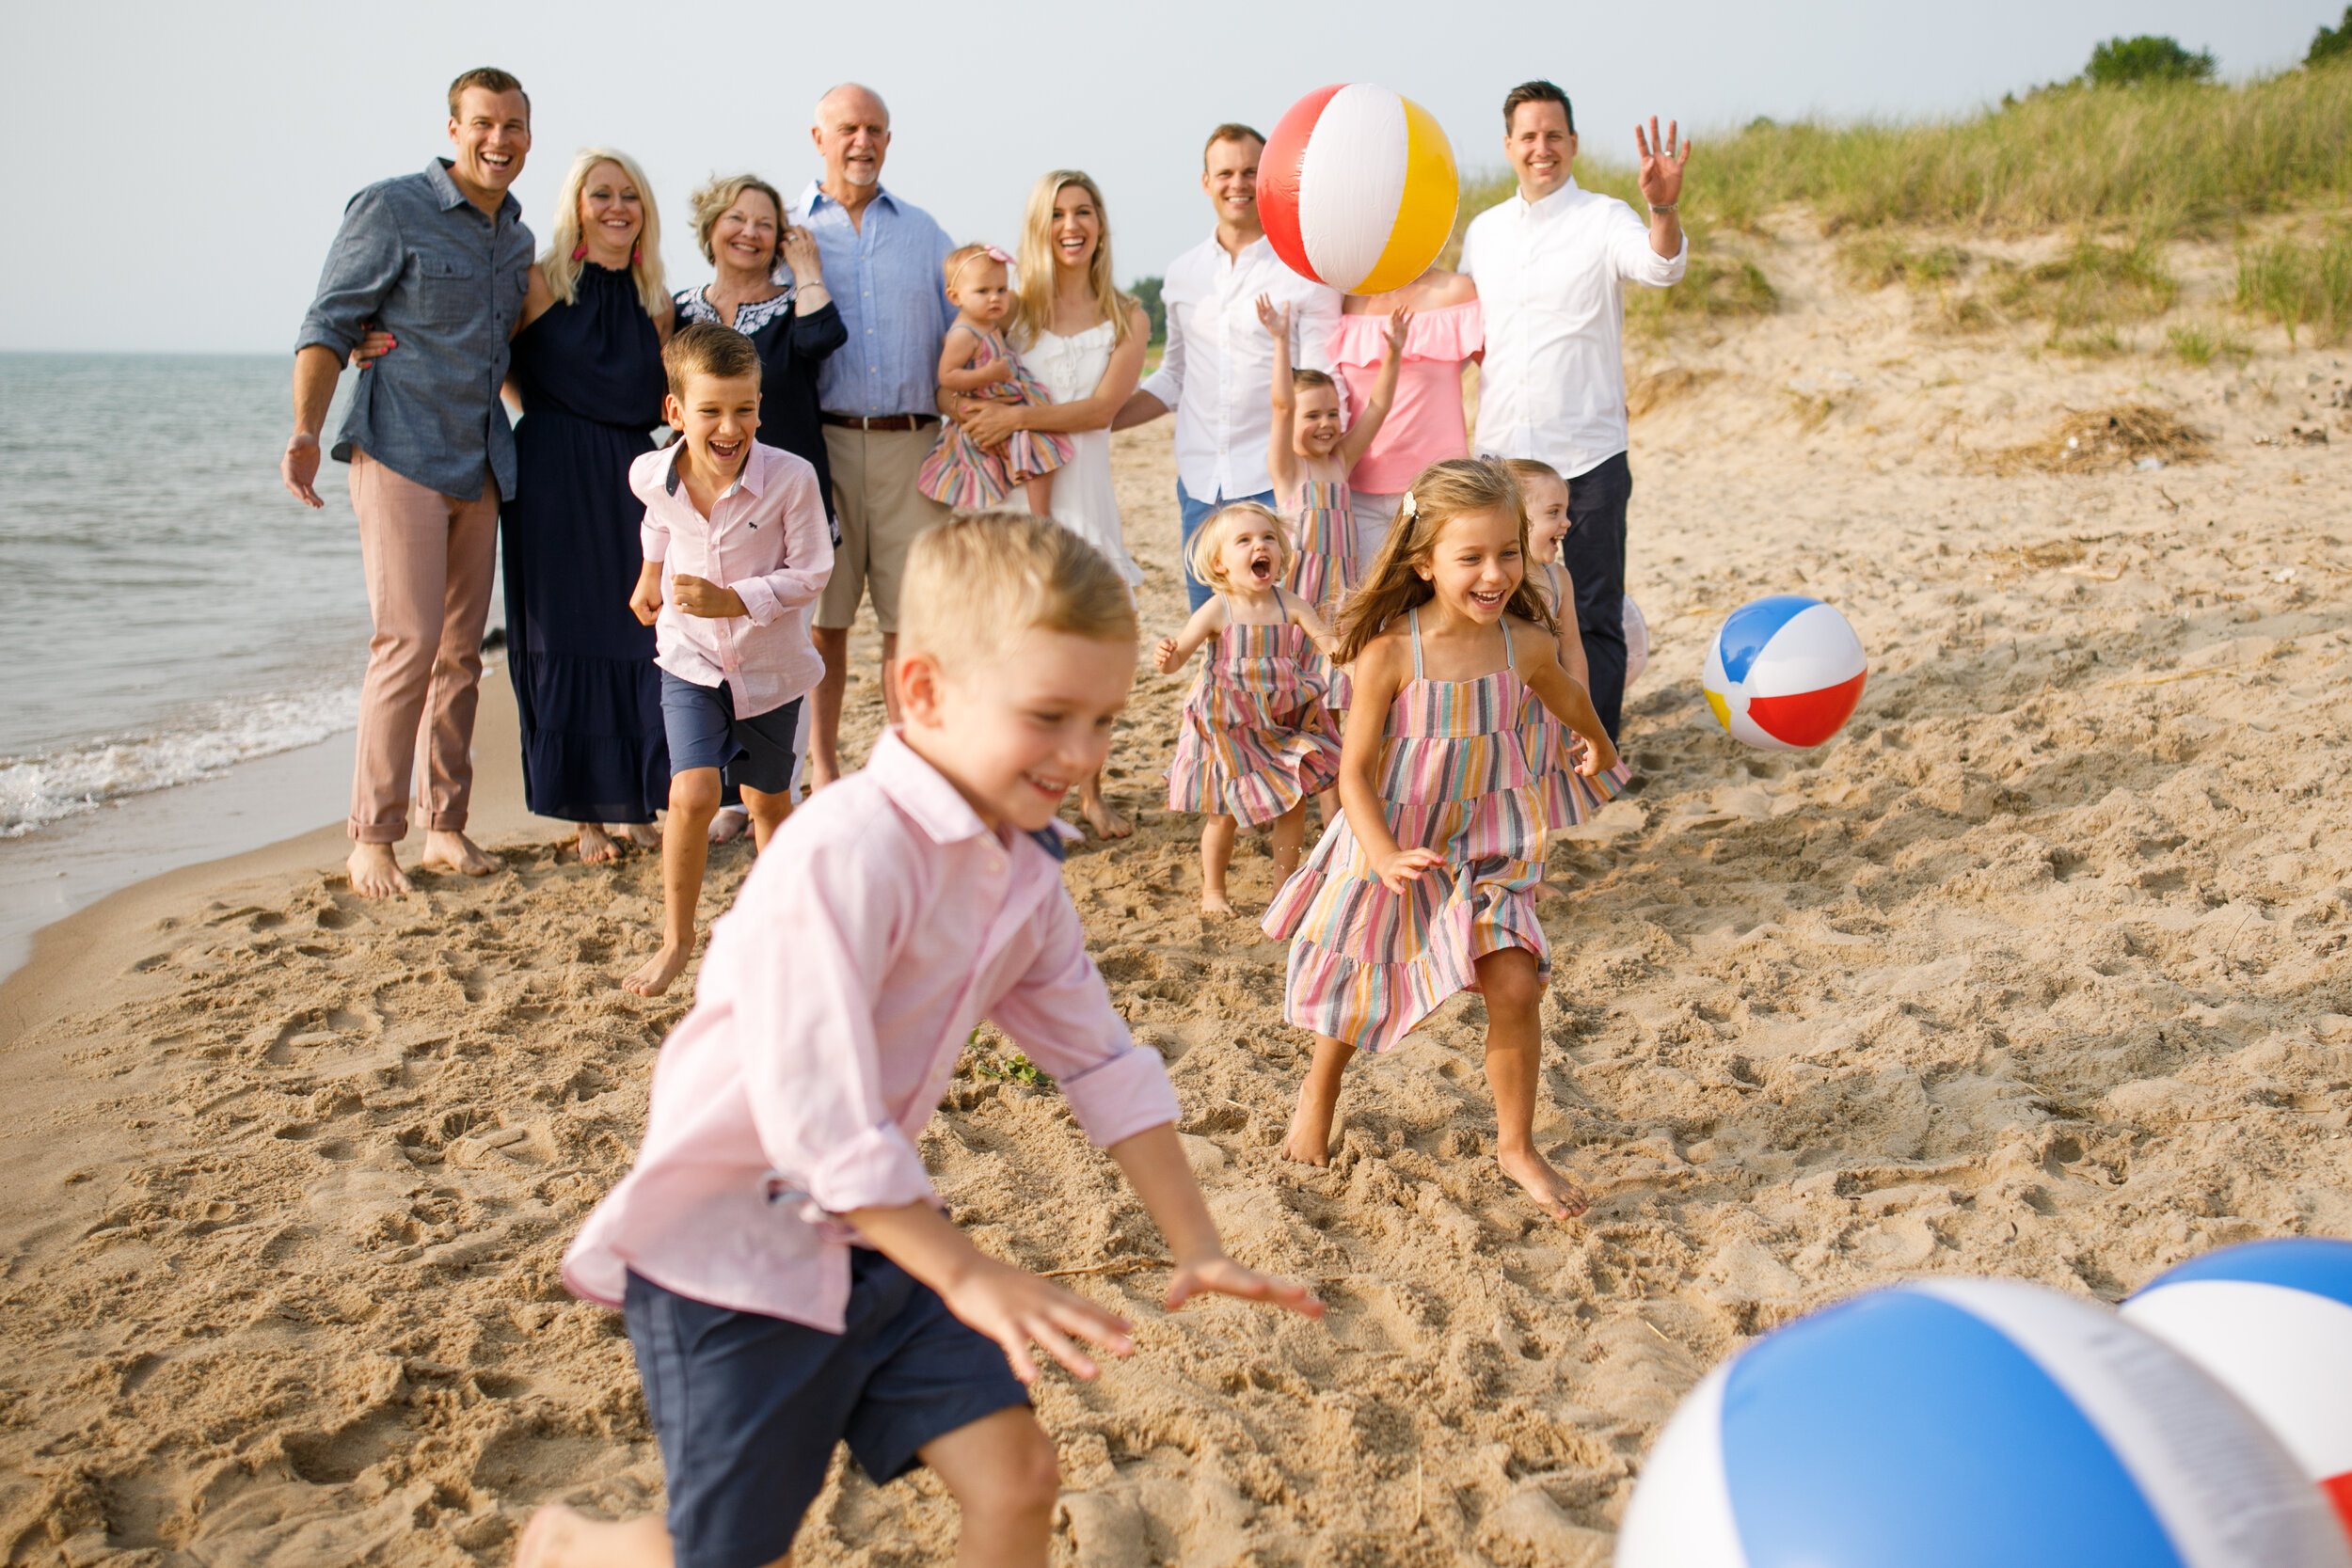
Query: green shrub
[
  {"left": 2235, "top": 230, "right": 2352, "bottom": 344},
  {"left": 2084, "top": 36, "right": 2216, "bottom": 87},
  {"left": 2311, "top": 7, "right": 2352, "bottom": 68}
]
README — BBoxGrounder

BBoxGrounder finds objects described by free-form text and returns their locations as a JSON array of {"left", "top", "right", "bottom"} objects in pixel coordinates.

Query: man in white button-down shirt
[
  {"left": 1117, "top": 124, "right": 1341, "bottom": 610},
  {"left": 1463, "top": 80, "right": 1691, "bottom": 744}
]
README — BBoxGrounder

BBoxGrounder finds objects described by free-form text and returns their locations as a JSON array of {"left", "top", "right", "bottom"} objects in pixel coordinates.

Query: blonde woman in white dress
[{"left": 953, "top": 169, "right": 1152, "bottom": 837}]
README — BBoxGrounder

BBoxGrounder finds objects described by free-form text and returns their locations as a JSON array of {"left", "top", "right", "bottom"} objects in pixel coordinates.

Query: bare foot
[
  {"left": 515, "top": 1502, "right": 669, "bottom": 1568},
  {"left": 1081, "top": 792, "right": 1133, "bottom": 840},
  {"left": 577, "top": 823, "right": 620, "bottom": 865},
  {"left": 1283, "top": 1106, "right": 1332, "bottom": 1165},
  {"left": 622, "top": 942, "right": 691, "bottom": 998},
  {"left": 345, "top": 842, "right": 412, "bottom": 898},
  {"left": 615, "top": 822, "right": 660, "bottom": 849},
  {"left": 1201, "top": 888, "right": 1232, "bottom": 916},
  {"left": 1533, "top": 878, "right": 1564, "bottom": 904},
  {"left": 707, "top": 807, "right": 750, "bottom": 846},
  {"left": 1499, "top": 1145, "right": 1590, "bottom": 1221},
  {"left": 420, "top": 829, "right": 499, "bottom": 877}
]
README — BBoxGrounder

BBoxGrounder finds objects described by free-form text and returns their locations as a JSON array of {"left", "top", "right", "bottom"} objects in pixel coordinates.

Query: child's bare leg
[
  {"left": 512, "top": 1505, "right": 675, "bottom": 1568},
  {"left": 1474, "top": 946, "right": 1588, "bottom": 1221},
  {"left": 741, "top": 784, "right": 793, "bottom": 852},
  {"left": 1078, "top": 770, "right": 1131, "bottom": 839},
  {"left": 1269, "top": 802, "right": 1307, "bottom": 881},
  {"left": 1200, "top": 815, "right": 1237, "bottom": 914},
  {"left": 920, "top": 1406, "right": 1059, "bottom": 1568},
  {"left": 1021, "top": 469, "right": 1055, "bottom": 518},
  {"left": 1284, "top": 1034, "right": 1354, "bottom": 1165},
  {"left": 623, "top": 767, "right": 720, "bottom": 997},
  {"left": 1315, "top": 787, "right": 1341, "bottom": 829}
]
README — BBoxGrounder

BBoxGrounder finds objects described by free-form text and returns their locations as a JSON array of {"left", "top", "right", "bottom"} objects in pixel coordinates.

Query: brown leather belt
[{"left": 820, "top": 413, "right": 940, "bottom": 431}]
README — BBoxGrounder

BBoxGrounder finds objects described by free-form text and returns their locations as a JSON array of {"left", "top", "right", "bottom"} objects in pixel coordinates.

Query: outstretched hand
[
  {"left": 1164, "top": 1253, "right": 1325, "bottom": 1320},
  {"left": 1383, "top": 308, "right": 1413, "bottom": 361},
  {"left": 1634, "top": 117, "right": 1690, "bottom": 210},
  {"left": 941, "top": 1259, "right": 1136, "bottom": 1385},
  {"left": 1254, "top": 293, "right": 1290, "bottom": 340}
]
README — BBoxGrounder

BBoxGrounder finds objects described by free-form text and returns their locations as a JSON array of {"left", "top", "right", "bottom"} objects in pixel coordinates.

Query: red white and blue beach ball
[
  {"left": 2123, "top": 1239, "right": 2352, "bottom": 1543},
  {"left": 1616, "top": 1277, "right": 2351, "bottom": 1568},
  {"left": 1701, "top": 594, "right": 1867, "bottom": 750}
]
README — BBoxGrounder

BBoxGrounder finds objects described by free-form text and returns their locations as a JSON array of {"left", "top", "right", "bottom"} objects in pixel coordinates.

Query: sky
[{"left": 1, "top": 0, "right": 2338, "bottom": 355}]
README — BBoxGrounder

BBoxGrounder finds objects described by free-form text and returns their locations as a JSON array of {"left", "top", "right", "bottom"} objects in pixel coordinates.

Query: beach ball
[
  {"left": 1624, "top": 594, "right": 1651, "bottom": 686},
  {"left": 1701, "top": 594, "right": 1867, "bottom": 750},
  {"left": 1617, "top": 1277, "right": 2352, "bottom": 1568},
  {"left": 2123, "top": 1239, "right": 2352, "bottom": 1540},
  {"left": 1259, "top": 85, "right": 1458, "bottom": 296}
]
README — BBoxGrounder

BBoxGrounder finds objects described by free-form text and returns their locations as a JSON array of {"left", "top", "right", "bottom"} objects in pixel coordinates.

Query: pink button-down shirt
[
  {"left": 636, "top": 439, "right": 833, "bottom": 720},
  {"left": 563, "top": 730, "right": 1181, "bottom": 1329}
]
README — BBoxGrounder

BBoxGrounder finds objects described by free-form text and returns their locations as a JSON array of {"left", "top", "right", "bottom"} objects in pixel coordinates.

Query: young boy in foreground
[
  {"left": 622, "top": 323, "right": 834, "bottom": 998},
  {"left": 524, "top": 513, "right": 1321, "bottom": 1568}
]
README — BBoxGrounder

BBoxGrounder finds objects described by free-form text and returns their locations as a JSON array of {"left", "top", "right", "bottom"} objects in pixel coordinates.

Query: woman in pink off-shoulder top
[{"left": 1330, "top": 268, "right": 1482, "bottom": 572}]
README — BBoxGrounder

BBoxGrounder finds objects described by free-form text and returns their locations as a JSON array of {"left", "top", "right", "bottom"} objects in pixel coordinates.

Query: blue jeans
[{"left": 1177, "top": 481, "right": 1279, "bottom": 610}]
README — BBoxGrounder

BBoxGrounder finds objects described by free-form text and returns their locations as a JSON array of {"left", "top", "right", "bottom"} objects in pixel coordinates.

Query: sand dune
[{"left": 1, "top": 230, "right": 2347, "bottom": 1565}]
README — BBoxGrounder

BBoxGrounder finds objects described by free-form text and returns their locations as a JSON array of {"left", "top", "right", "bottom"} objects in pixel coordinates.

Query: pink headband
[{"left": 948, "top": 245, "right": 1014, "bottom": 292}]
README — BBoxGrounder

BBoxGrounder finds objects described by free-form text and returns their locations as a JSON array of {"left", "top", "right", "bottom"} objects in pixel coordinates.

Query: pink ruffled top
[{"left": 1331, "top": 300, "right": 1483, "bottom": 495}]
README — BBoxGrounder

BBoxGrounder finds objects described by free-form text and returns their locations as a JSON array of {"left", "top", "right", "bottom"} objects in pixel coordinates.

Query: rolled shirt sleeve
[
  {"left": 294, "top": 189, "right": 404, "bottom": 358},
  {"left": 988, "top": 889, "right": 1181, "bottom": 1148},
  {"left": 1611, "top": 210, "right": 1689, "bottom": 289}
]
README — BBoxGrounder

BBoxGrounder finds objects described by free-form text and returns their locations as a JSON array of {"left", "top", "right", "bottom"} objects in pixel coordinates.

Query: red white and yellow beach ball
[
  {"left": 1701, "top": 595, "right": 1868, "bottom": 751},
  {"left": 1260, "top": 84, "right": 1459, "bottom": 296}
]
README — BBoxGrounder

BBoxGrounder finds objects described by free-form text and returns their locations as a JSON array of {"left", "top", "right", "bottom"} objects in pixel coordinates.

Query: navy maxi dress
[{"left": 502, "top": 263, "right": 672, "bottom": 824}]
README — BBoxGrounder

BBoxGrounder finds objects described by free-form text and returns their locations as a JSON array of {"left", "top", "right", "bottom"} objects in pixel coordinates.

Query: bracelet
[{"left": 1648, "top": 202, "right": 1678, "bottom": 215}]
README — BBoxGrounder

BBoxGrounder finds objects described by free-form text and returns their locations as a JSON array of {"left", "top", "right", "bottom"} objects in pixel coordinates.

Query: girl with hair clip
[
  {"left": 1153, "top": 503, "right": 1342, "bottom": 915},
  {"left": 1262, "top": 459, "right": 1617, "bottom": 1221}
]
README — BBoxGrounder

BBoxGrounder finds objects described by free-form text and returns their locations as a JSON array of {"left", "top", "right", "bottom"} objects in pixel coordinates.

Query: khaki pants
[
  {"left": 346, "top": 451, "right": 500, "bottom": 844},
  {"left": 817, "top": 423, "right": 950, "bottom": 634}
]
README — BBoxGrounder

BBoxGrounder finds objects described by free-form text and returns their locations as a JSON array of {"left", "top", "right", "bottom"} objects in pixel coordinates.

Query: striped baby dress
[
  {"left": 1263, "top": 609, "right": 1549, "bottom": 1053},
  {"left": 1523, "top": 561, "right": 1633, "bottom": 826},
  {"left": 915, "top": 329, "right": 1074, "bottom": 510},
  {"left": 1166, "top": 592, "right": 1342, "bottom": 828},
  {"left": 1284, "top": 472, "right": 1356, "bottom": 711}
]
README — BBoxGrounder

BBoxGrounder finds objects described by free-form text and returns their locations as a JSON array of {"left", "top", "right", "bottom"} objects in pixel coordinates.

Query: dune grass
[{"left": 2234, "top": 228, "right": 2352, "bottom": 343}]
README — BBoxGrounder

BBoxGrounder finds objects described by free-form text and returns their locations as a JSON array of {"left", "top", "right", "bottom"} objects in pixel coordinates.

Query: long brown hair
[
  {"left": 1334, "top": 459, "right": 1556, "bottom": 664},
  {"left": 1013, "top": 169, "right": 1135, "bottom": 349}
]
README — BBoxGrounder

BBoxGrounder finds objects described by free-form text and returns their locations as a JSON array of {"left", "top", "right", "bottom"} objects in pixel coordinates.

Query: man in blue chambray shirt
[
  {"left": 283, "top": 68, "right": 534, "bottom": 898},
  {"left": 790, "top": 83, "right": 956, "bottom": 790}
]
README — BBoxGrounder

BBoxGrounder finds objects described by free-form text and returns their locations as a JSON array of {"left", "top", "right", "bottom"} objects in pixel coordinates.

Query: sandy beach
[{"left": 3, "top": 229, "right": 2347, "bottom": 1566}]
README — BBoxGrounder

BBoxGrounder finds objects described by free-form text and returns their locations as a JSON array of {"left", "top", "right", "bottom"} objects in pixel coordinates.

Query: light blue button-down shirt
[{"left": 790, "top": 182, "right": 956, "bottom": 419}]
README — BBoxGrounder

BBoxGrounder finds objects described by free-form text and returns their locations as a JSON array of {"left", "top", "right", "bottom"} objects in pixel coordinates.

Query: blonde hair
[
  {"left": 689, "top": 173, "right": 787, "bottom": 268},
  {"left": 1187, "top": 501, "right": 1295, "bottom": 592},
  {"left": 1334, "top": 459, "right": 1556, "bottom": 664},
  {"left": 1502, "top": 457, "right": 1565, "bottom": 495},
  {"left": 942, "top": 243, "right": 1009, "bottom": 297},
  {"left": 661, "top": 322, "right": 761, "bottom": 400},
  {"left": 542, "top": 148, "right": 672, "bottom": 319},
  {"left": 1013, "top": 170, "right": 1136, "bottom": 349},
  {"left": 900, "top": 512, "right": 1138, "bottom": 671}
]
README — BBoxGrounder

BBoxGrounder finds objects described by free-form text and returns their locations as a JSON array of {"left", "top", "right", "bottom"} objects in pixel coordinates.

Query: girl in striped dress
[
  {"left": 917, "top": 245, "right": 1072, "bottom": 512},
  {"left": 1257, "top": 295, "right": 1406, "bottom": 616},
  {"left": 1156, "top": 504, "right": 1342, "bottom": 914},
  {"left": 1503, "top": 459, "right": 1634, "bottom": 849},
  {"left": 1262, "top": 460, "right": 1617, "bottom": 1221}
]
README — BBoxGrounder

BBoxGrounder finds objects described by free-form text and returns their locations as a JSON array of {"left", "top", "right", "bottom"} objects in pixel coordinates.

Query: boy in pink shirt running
[
  {"left": 526, "top": 513, "right": 1322, "bottom": 1568},
  {"left": 623, "top": 324, "right": 834, "bottom": 998}
]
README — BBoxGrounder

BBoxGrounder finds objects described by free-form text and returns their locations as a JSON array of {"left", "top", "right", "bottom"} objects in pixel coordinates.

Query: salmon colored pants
[{"left": 346, "top": 451, "right": 500, "bottom": 844}]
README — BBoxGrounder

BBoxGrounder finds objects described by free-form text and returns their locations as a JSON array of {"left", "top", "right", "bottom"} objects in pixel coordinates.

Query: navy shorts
[
  {"left": 624, "top": 1258, "right": 1029, "bottom": 1568},
  {"left": 659, "top": 672, "right": 804, "bottom": 796}
]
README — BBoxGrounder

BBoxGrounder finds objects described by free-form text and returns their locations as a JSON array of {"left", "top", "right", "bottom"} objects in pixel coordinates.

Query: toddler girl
[
  {"left": 1505, "top": 458, "right": 1633, "bottom": 835},
  {"left": 918, "top": 245, "right": 1071, "bottom": 512},
  {"left": 1155, "top": 503, "right": 1342, "bottom": 915},
  {"left": 1261, "top": 459, "right": 1618, "bottom": 1221},
  {"left": 1257, "top": 295, "right": 1406, "bottom": 619}
]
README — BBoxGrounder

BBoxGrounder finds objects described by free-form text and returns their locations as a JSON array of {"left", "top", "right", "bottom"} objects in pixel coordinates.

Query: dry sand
[{"left": 3, "top": 229, "right": 2348, "bottom": 1566}]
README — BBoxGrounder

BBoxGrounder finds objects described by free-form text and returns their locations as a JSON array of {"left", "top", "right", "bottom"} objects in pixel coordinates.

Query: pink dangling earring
[
  {"left": 631, "top": 244, "right": 642, "bottom": 265},
  {"left": 571, "top": 243, "right": 589, "bottom": 261}
]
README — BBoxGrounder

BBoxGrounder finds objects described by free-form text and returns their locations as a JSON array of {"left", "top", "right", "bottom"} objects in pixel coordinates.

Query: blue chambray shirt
[
  {"left": 790, "top": 182, "right": 956, "bottom": 419},
  {"left": 294, "top": 159, "right": 534, "bottom": 500}
]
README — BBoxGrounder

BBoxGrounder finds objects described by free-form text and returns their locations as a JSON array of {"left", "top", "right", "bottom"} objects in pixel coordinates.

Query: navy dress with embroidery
[
  {"left": 674, "top": 285, "right": 847, "bottom": 532},
  {"left": 502, "top": 262, "right": 672, "bottom": 824}
]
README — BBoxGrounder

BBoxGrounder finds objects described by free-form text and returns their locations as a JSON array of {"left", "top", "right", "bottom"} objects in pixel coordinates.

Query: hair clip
[
  {"left": 983, "top": 245, "right": 1014, "bottom": 264},
  {"left": 1399, "top": 491, "right": 1419, "bottom": 521}
]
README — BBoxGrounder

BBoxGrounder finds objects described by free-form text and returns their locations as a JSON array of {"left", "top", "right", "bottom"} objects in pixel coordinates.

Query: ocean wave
[{"left": 0, "top": 687, "right": 362, "bottom": 838}]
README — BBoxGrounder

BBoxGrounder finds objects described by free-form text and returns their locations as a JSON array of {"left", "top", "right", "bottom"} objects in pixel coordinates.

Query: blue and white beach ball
[
  {"left": 1701, "top": 594, "right": 1867, "bottom": 750},
  {"left": 1616, "top": 1277, "right": 2351, "bottom": 1568},
  {"left": 2123, "top": 1239, "right": 2352, "bottom": 1543}
]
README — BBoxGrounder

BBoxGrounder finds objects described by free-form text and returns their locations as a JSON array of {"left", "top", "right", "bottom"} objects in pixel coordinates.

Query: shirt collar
[
  {"left": 1517, "top": 174, "right": 1582, "bottom": 217},
  {"left": 427, "top": 158, "right": 519, "bottom": 221},
  {"left": 657, "top": 438, "right": 765, "bottom": 500},
  {"left": 866, "top": 729, "right": 998, "bottom": 846},
  {"left": 799, "top": 181, "right": 898, "bottom": 218}
]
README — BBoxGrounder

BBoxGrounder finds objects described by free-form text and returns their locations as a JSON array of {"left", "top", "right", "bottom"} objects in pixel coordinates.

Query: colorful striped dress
[
  {"left": 915, "top": 328, "right": 1073, "bottom": 510},
  {"left": 1283, "top": 472, "right": 1356, "bottom": 711},
  {"left": 1263, "top": 610, "right": 1549, "bottom": 1053},
  {"left": 1165, "top": 592, "right": 1343, "bottom": 828},
  {"left": 1523, "top": 561, "right": 1633, "bottom": 827}
]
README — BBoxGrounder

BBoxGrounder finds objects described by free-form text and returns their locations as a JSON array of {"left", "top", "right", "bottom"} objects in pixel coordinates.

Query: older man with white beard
[{"left": 790, "top": 83, "right": 956, "bottom": 790}]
